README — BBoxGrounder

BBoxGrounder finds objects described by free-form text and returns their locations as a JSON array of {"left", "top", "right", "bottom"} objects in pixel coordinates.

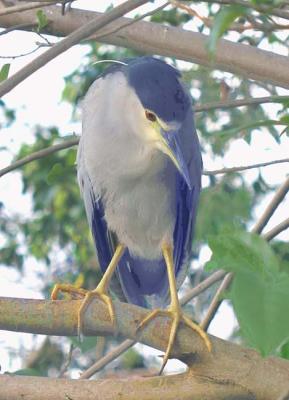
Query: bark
[
  {"left": 1, "top": 5, "right": 289, "bottom": 89},
  {"left": 0, "top": 296, "right": 289, "bottom": 399}
]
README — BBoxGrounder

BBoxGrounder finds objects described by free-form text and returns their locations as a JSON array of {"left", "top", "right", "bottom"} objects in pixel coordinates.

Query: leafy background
[{"left": 1, "top": 0, "right": 289, "bottom": 377}]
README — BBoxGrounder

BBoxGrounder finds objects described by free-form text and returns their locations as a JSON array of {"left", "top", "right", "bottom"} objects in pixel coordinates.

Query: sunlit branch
[
  {"left": 2, "top": 6, "right": 289, "bottom": 89},
  {"left": 1, "top": 294, "right": 289, "bottom": 399},
  {"left": 79, "top": 268, "right": 226, "bottom": 379}
]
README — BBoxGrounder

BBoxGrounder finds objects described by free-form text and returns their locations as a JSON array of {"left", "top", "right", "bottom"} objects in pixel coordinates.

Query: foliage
[
  {"left": 0, "top": 63, "right": 10, "bottom": 82},
  {"left": 206, "top": 231, "right": 289, "bottom": 355}
]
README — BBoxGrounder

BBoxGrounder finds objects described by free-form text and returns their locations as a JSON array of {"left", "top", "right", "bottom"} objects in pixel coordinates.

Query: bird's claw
[
  {"left": 77, "top": 289, "right": 116, "bottom": 338},
  {"left": 51, "top": 284, "right": 115, "bottom": 340},
  {"left": 136, "top": 305, "right": 211, "bottom": 374}
]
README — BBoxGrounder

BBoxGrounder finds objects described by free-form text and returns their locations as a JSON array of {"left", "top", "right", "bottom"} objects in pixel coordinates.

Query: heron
[{"left": 52, "top": 56, "right": 211, "bottom": 372}]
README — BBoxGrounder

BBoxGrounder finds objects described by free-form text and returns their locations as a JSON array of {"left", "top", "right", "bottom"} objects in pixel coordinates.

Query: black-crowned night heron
[{"left": 52, "top": 56, "right": 211, "bottom": 372}]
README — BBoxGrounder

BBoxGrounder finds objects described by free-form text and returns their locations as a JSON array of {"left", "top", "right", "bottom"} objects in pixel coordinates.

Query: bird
[{"left": 51, "top": 56, "right": 211, "bottom": 373}]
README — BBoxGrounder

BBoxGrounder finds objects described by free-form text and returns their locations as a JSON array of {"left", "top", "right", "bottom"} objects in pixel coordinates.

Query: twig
[
  {"left": 95, "top": 1, "right": 170, "bottom": 40},
  {"left": 0, "top": 23, "right": 36, "bottom": 36},
  {"left": 194, "top": 95, "right": 289, "bottom": 112},
  {"left": 79, "top": 339, "right": 135, "bottom": 379},
  {"left": 0, "top": 137, "right": 79, "bottom": 178},
  {"left": 0, "top": 1, "right": 58, "bottom": 16},
  {"left": 252, "top": 174, "right": 289, "bottom": 234},
  {"left": 200, "top": 273, "right": 233, "bottom": 331},
  {"left": 197, "top": 0, "right": 289, "bottom": 21},
  {"left": 79, "top": 268, "right": 226, "bottom": 379},
  {"left": 170, "top": 0, "right": 254, "bottom": 32},
  {"left": 203, "top": 158, "right": 289, "bottom": 175},
  {"left": 201, "top": 176, "right": 289, "bottom": 331},
  {"left": 0, "top": 0, "right": 149, "bottom": 97},
  {"left": 263, "top": 217, "right": 289, "bottom": 241},
  {"left": 58, "top": 343, "right": 74, "bottom": 377}
]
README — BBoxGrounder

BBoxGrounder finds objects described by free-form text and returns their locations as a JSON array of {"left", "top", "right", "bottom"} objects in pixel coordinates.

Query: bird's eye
[{"left": 145, "top": 110, "right": 157, "bottom": 122}]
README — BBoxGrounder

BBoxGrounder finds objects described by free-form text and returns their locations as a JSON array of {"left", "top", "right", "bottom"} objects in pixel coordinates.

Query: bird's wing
[
  {"left": 77, "top": 138, "right": 126, "bottom": 301},
  {"left": 173, "top": 108, "right": 203, "bottom": 290}
]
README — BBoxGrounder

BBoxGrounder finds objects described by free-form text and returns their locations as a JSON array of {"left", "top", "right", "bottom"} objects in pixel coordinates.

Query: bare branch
[
  {"left": 198, "top": 0, "right": 289, "bottom": 21},
  {"left": 2, "top": 6, "right": 289, "bottom": 89},
  {"left": 263, "top": 217, "right": 289, "bottom": 241},
  {"left": 0, "top": 1, "right": 57, "bottom": 16},
  {"left": 252, "top": 174, "right": 289, "bottom": 234},
  {"left": 0, "top": 369, "right": 260, "bottom": 400},
  {"left": 1, "top": 135, "right": 289, "bottom": 179},
  {"left": 79, "top": 268, "right": 226, "bottom": 379},
  {"left": 203, "top": 158, "right": 289, "bottom": 175},
  {"left": 200, "top": 273, "right": 233, "bottom": 331},
  {"left": 0, "top": 0, "right": 149, "bottom": 97},
  {"left": 0, "top": 137, "right": 79, "bottom": 178},
  {"left": 0, "top": 295, "right": 289, "bottom": 399},
  {"left": 195, "top": 95, "right": 289, "bottom": 112}
]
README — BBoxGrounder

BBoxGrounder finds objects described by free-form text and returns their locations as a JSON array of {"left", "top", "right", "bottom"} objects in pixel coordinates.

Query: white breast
[{"left": 79, "top": 71, "right": 177, "bottom": 259}]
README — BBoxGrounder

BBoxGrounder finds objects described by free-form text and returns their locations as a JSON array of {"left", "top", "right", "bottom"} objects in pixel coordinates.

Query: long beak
[{"left": 159, "top": 128, "right": 192, "bottom": 190}]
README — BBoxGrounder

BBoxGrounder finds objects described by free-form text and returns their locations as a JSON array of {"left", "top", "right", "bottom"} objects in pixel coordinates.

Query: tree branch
[
  {"left": 0, "top": 137, "right": 79, "bottom": 178},
  {"left": 0, "top": 296, "right": 289, "bottom": 399},
  {"left": 194, "top": 95, "right": 289, "bottom": 112},
  {"left": 203, "top": 158, "right": 289, "bottom": 175},
  {"left": 0, "top": 1, "right": 58, "bottom": 16},
  {"left": 1, "top": 136, "right": 289, "bottom": 179},
  {"left": 0, "top": 0, "right": 149, "bottom": 97},
  {"left": 79, "top": 268, "right": 226, "bottom": 379},
  {"left": 2, "top": 6, "right": 289, "bottom": 89},
  {"left": 0, "top": 370, "right": 256, "bottom": 400}
]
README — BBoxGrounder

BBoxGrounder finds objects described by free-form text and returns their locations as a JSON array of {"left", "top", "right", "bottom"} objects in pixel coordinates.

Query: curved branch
[
  {"left": 0, "top": 296, "right": 289, "bottom": 399},
  {"left": 0, "top": 137, "right": 79, "bottom": 178},
  {"left": 2, "top": 6, "right": 289, "bottom": 89}
]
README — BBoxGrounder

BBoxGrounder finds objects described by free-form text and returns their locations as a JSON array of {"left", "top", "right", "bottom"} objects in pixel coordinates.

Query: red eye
[{"left": 145, "top": 110, "right": 157, "bottom": 122}]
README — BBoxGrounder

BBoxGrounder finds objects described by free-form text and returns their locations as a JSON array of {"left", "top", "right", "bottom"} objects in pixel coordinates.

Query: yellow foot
[
  {"left": 136, "top": 306, "right": 211, "bottom": 374},
  {"left": 51, "top": 283, "right": 115, "bottom": 338}
]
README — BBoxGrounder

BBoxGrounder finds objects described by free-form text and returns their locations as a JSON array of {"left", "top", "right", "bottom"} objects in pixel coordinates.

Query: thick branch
[
  {"left": 0, "top": 296, "right": 289, "bottom": 399},
  {"left": 1, "top": 6, "right": 289, "bottom": 89},
  {"left": 0, "top": 372, "right": 255, "bottom": 400}
]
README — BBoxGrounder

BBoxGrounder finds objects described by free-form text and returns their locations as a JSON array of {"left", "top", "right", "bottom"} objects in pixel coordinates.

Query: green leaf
[
  {"left": 0, "top": 64, "right": 10, "bottom": 82},
  {"left": 206, "top": 231, "right": 289, "bottom": 355},
  {"left": 36, "top": 9, "right": 48, "bottom": 32},
  {"left": 206, "top": 231, "right": 279, "bottom": 276},
  {"left": 207, "top": 5, "right": 248, "bottom": 56},
  {"left": 229, "top": 269, "right": 289, "bottom": 355}
]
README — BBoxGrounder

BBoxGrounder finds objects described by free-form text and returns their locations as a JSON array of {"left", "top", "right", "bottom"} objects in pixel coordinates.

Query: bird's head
[{"left": 115, "top": 57, "right": 193, "bottom": 189}]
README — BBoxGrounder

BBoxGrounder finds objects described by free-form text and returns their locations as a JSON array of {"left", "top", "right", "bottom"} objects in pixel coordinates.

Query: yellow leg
[
  {"left": 51, "top": 244, "right": 125, "bottom": 337},
  {"left": 137, "top": 243, "right": 211, "bottom": 374}
]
